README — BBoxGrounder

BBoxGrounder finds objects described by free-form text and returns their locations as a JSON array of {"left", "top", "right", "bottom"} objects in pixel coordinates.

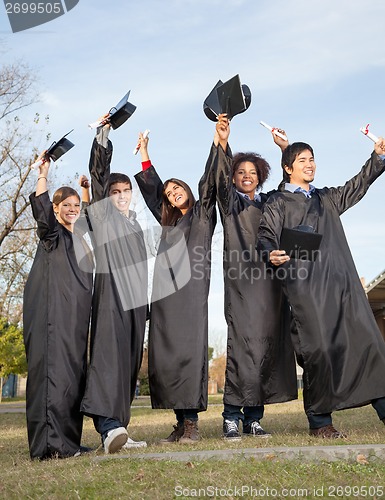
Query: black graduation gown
[
  {"left": 23, "top": 192, "right": 93, "bottom": 459},
  {"left": 80, "top": 138, "right": 148, "bottom": 427},
  {"left": 257, "top": 152, "right": 385, "bottom": 414},
  {"left": 134, "top": 144, "right": 217, "bottom": 410},
  {"left": 215, "top": 146, "right": 297, "bottom": 407}
]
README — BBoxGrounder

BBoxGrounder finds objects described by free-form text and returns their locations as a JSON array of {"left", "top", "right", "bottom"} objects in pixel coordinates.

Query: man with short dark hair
[
  {"left": 80, "top": 124, "right": 148, "bottom": 453},
  {"left": 257, "top": 137, "right": 385, "bottom": 437}
]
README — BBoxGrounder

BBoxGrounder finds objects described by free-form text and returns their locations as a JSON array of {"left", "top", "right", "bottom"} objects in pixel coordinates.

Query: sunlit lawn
[{"left": 1, "top": 396, "right": 385, "bottom": 499}]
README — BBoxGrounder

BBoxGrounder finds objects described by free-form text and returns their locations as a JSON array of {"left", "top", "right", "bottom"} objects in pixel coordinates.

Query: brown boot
[
  {"left": 159, "top": 423, "right": 184, "bottom": 444},
  {"left": 309, "top": 424, "right": 347, "bottom": 439},
  {"left": 179, "top": 419, "right": 200, "bottom": 444}
]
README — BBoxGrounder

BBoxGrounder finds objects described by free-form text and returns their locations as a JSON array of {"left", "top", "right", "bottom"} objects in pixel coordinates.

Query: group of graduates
[{"left": 22, "top": 110, "right": 385, "bottom": 460}]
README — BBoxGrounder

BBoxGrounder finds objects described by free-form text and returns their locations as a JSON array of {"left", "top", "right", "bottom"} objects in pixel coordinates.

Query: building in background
[{"left": 365, "top": 270, "right": 385, "bottom": 341}]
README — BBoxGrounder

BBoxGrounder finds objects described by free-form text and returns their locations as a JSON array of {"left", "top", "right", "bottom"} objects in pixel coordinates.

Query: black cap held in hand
[
  {"left": 108, "top": 91, "right": 137, "bottom": 130},
  {"left": 203, "top": 75, "right": 252, "bottom": 121},
  {"left": 46, "top": 130, "right": 75, "bottom": 162}
]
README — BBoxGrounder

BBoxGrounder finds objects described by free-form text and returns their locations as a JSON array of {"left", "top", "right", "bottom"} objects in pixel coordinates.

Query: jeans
[
  {"left": 222, "top": 404, "right": 264, "bottom": 426},
  {"left": 174, "top": 409, "right": 199, "bottom": 424},
  {"left": 93, "top": 416, "right": 124, "bottom": 442},
  {"left": 307, "top": 397, "right": 385, "bottom": 429}
]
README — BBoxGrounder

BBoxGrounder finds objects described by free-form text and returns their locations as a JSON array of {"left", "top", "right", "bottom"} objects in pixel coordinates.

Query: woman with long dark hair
[{"left": 134, "top": 130, "right": 218, "bottom": 444}]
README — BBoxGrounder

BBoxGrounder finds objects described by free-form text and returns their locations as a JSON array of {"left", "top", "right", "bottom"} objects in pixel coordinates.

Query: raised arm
[
  {"left": 134, "top": 132, "right": 163, "bottom": 224},
  {"left": 30, "top": 154, "right": 58, "bottom": 245},
  {"left": 78, "top": 175, "right": 91, "bottom": 204},
  {"left": 75, "top": 175, "right": 92, "bottom": 236},
  {"left": 271, "top": 127, "right": 289, "bottom": 153},
  {"left": 88, "top": 123, "right": 113, "bottom": 202},
  {"left": 214, "top": 114, "right": 235, "bottom": 216},
  {"left": 195, "top": 120, "right": 225, "bottom": 219},
  {"left": 327, "top": 138, "right": 385, "bottom": 215},
  {"left": 35, "top": 151, "right": 50, "bottom": 197}
]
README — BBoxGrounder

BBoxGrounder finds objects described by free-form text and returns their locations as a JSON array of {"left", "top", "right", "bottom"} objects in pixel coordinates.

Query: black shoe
[
  {"left": 243, "top": 421, "right": 271, "bottom": 437},
  {"left": 309, "top": 425, "right": 346, "bottom": 439},
  {"left": 223, "top": 419, "right": 241, "bottom": 440},
  {"left": 159, "top": 423, "right": 184, "bottom": 444},
  {"left": 73, "top": 445, "right": 94, "bottom": 457},
  {"left": 179, "top": 419, "right": 200, "bottom": 444}
]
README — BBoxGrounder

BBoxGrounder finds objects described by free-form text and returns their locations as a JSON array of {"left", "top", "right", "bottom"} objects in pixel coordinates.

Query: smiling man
[
  {"left": 80, "top": 124, "right": 148, "bottom": 454},
  {"left": 257, "top": 139, "right": 385, "bottom": 438},
  {"left": 109, "top": 180, "right": 133, "bottom": 215}
]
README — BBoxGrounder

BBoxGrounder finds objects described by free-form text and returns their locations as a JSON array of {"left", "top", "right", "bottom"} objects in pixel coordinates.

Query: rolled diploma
[
  {"left": 88, "top": 119, "right": 108, "bottom": 130},
  {"left": 360, "top": 126, "right": 379, "bottom": 143},
  {"left": 260, "top": 121, "right": 287, "bottom": 141},
  {"left": 133, "top": 129, "right": 150, "bottom": 155},
  {"left": 30, "top": 158, "right": 44, "bottom": 170}
]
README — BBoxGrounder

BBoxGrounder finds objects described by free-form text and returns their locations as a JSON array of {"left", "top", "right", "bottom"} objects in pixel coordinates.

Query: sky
[{"left": 1, "top": 0, "right": 385, "bottom": 351}]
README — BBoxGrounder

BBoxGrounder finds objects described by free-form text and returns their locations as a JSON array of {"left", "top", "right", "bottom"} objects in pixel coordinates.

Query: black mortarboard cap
[
  {"left": 46, "top": 130, "right": 75, "bottom": 162},
  {"left": 203, "top": 80, "right": 223, "bottom": 121},
  {"left": 203, "top": 75, "right": 251, "bottom": 121},
  {"left": 108, "top": 91, "right": 136, "bottom": 130},
  {"left": 280, "top": 226, "right": 323, "bottom": 261}
]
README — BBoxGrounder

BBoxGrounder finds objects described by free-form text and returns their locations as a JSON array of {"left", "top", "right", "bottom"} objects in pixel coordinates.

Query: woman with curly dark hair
[{"left": 215, "top": 115, "right": 297, "bottom": 441}]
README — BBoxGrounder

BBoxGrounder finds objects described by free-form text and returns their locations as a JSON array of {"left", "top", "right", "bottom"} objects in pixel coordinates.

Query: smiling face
[
  {"left": 53, "top": 195, "right": 81, "bottom": 230},
  {"left": 284, "top": 149, "right": 316, "bottom": 190},
  {"left": 233, "top": 161, "right": 259, "bottom": 199},
  {"left": 164, "top": 181, "right": 190, "bottom": 213},
  {"left": 109, "top": 182, "right": 132, "bottom": 215}
]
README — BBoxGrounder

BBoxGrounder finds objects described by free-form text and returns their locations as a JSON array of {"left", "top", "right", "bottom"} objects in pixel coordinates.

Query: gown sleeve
[
  {"left": 215, "top": 143, "right": 235, "bottom": 216},
  {"left": 325, "top": 152, "right": 385, "bottom": 215},
  {"left": 74, "top": 201, "right": 92, "bottom": 236},
  {"left": 134, "top": 165, "right": 163, "bottom": 224},
  {"left": 197, "top": 143, "right": 219, "bottom": 220},
  {"left": 29, "top": 191, "right": 59, "bottom": 251},
  {"left": 88, "top": 137, "right": 113, "bottom": 202},
  {"left": 257, "top": 195, "right": 285, "bottom": 260}
]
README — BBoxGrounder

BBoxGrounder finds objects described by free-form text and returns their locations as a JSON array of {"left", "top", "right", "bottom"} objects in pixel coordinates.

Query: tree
[
  {"left": 0, "top": 62, "right": 37, "bottom": 120},
  {"left": 209, "top": 353, "right": 226, "bottom": 392},
  {"left": 0, "top": 317, "right": 27, "bottom": 401},
  {"left": 0, "top": 61, "right": 50, "bottom": 322},
  {"left": 137, "top": 342, "right": 150, "bottom": 396}
]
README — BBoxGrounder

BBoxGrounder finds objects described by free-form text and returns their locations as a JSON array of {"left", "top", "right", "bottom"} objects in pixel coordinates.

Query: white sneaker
[
  {"left": 104, "top": 427, "right": 128, "bottom": 454},
  {"left": 121, "top": 437, "right": 147, "bottom": 449}
]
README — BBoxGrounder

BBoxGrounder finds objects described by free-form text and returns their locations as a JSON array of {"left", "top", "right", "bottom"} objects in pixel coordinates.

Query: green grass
[{"left": 1, "top": 398, "right": 385, "bottom": 499}]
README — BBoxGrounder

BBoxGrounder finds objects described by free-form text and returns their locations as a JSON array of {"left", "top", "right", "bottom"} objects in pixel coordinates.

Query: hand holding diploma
[
  {"left": 88, "top": 114, "right": 110, "bottom": 130},
  {"left": 133, "top": 129, "right": 150, "bottom": 155},
  {"left": 360, "top": 124, "right": 385, "bottom": 155},
  {"left": 31, "top": 150, "right": 49, "bottom": 170},
  {"left": 260, "top": 121, "right": 288, "bottom": 141},
  {"left": 360, "top": 124, "right": 379, "bottom": 143}
]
